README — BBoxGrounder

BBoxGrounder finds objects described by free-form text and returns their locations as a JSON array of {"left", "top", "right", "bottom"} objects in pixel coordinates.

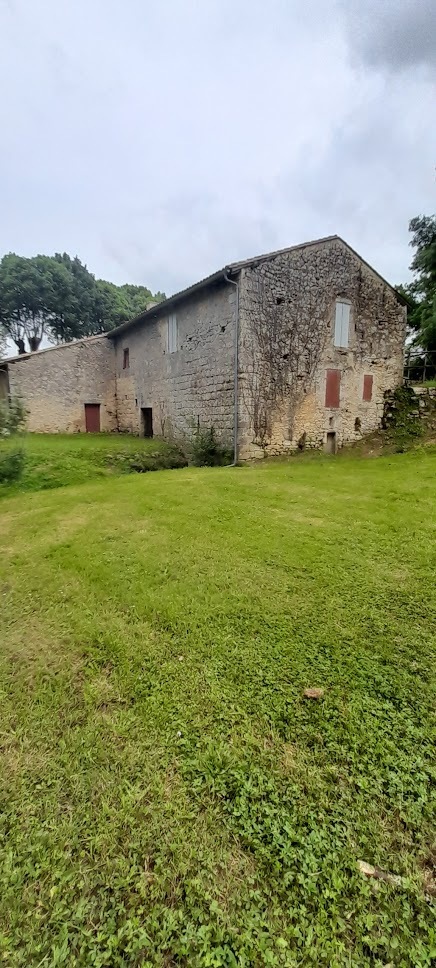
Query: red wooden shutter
[
  {"left": 363, "top": 374, "right": 373, "bottom": 402},
  {"left": 325, "top": 369, "right": 341, "bottom": 408}
]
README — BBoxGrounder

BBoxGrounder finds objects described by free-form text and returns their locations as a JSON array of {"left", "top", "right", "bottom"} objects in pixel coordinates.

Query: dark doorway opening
[
  {"left": 84, "top": 403, "right": 101, "bottom": 433},
  {"left": 325, "top": 431, "right": 337, "bottom": 455},
  {"left": 141, "top": 407, "right": 153, "bottom": 438}
]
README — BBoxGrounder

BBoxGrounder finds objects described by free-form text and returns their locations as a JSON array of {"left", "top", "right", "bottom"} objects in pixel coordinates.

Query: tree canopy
[
  {"left": 0, "top": 252, "right": 165, "bottom": 355},
  {"left": 400, "top": 215, "right": 436, "bottom": 354}
]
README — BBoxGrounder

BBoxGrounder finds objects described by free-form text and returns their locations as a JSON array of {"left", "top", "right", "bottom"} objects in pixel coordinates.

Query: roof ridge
[{"left": 107, "top": 234, "right": 405, "bottom": 340}]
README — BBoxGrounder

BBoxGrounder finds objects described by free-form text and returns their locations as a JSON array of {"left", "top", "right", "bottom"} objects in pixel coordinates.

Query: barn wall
[
  {"left": 6, "top": 337, "right": 117, "bottom": 433},
  {"left": 237, "top": 238, "right": 406, "bottom": 458},
  {"left": 114, "top": 281, "right": 235, "bottom": 444}
]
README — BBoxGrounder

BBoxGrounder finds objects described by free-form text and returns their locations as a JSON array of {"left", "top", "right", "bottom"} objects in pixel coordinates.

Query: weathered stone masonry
[
  {"left": 237, "top": 238, "right": 406, "bottom": 458},
  {"left": 0, "top": 237, "right": 407, "bottom": 456},
  {"left": 3, "top": 336, "right": 117, "bottom": 433},
  {"left": 112, "top": 281, "right": 236, "bottom": 440}
]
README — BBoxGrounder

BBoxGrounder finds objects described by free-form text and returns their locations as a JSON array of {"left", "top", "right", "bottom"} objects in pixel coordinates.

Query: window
[
  {"left": 123, "top": 347, "right": 129, "bottom": 369},
  {"left": 325, "top": 369, "right": 341, "bottom": 408},
  {"left": 334, "top": 301, "right": 350, "bottom": 348},
  {"left": 363, "top": 374, "right": 373, "bottom": 402},
  {"left": 168, "top": 313, "right": 178, "bottom": 353}
]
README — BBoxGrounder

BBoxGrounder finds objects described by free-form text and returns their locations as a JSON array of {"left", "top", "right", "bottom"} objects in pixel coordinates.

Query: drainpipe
[{"left": 223, "top": 269, "right": 240, "bottom": 464}]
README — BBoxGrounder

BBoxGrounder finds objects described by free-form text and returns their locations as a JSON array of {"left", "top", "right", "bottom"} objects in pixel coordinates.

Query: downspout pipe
[{"left": 223, "top": 269, "right": 239, "bottom": 465}]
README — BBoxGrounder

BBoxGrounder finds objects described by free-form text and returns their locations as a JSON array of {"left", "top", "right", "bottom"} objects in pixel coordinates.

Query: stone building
[
  {"left": 0, "top": 236, "right": 407, "bottom": 458},
  {"left": 0, "top": 335, "right": 117, "bottom": 434}
]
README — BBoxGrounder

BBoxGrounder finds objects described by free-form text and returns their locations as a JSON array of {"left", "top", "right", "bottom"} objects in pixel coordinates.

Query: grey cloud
[
  {"left": 0, "top": 0, "right": 435, "bottom": 321},
  {"left": 340, "top": 0, "right": 436, "bottom": 74}
]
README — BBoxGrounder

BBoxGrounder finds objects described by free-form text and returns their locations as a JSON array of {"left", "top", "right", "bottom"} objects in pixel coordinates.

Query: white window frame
[
  {"left": 334, "top": 300, "right": 351, "bottom": 349},
  {"left": 168, "top": 313, "right": 178, "bottom": 353}
]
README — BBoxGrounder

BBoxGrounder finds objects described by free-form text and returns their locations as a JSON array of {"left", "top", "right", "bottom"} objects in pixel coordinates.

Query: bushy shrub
[
  {"left": 0, "top": 448, "right": 25, "bottom": 484},
  {"left": 0, "top": 396, "right": 26, "bottom": 437},
  {"left": 190, "top": 426, "right": 233, "bottom": 467},
  {"left": 127, "top": 449, "right": 188, "bottom": 473},
  {"left": 105, "top": 445, "right": 188, "bottom": 475}
]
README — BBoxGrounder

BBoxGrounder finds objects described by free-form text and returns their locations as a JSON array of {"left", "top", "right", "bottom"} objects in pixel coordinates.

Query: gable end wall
[{"left": 237, "top": 238, "right": 406, "bottom": 457}]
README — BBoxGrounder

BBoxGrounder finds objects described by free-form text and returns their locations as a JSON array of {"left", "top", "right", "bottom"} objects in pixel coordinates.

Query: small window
[
  {"left": 334, "top": 301, "right": 350, "bottom": 348},
  {"left": 123, "top": 348, "right": 129, "bottom": 369},
  {"left": 363, "top": 374, "right": 373, "bottom": 402},
  {"left": 168, "top": 313, "right": 178, "bottom": 353}
]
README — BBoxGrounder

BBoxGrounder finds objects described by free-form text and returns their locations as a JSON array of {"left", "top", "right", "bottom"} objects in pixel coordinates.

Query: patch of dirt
[
  {"left": 421, "top": 852, "right": 436, "bottom": 897},
  {"left": 304, "top": 687, "right": 325, "bottom": 699},
  {"left": 1, "top": 623, "right": 84, "bottom": 688},
  {"left": 282, "top": 742, "right": 298, "bottom": 771}
]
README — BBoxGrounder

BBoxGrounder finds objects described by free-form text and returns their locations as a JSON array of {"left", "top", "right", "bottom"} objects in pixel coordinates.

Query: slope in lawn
[
  {"left": 0, "top": 433, "right": 184, "bottom": 493},
  {"left": 0, "top": 451, "right": 435, "bottom": 966}
]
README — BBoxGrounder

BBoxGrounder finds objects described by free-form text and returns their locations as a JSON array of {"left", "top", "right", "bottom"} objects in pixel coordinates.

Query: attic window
[
  {"left": 168, "top": 313, "right": 178, "bottom": 353},
  {"left": 123, "top": 348, "right": 130, "bottom": 369},
  {"left": 334, "top": 301, "right": 350, "bottom": 348}
]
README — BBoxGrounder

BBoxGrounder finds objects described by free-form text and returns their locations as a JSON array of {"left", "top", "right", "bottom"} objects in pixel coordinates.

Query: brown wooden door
[{"left": 84, "top": 404, "right": 100, "bottom": 432}]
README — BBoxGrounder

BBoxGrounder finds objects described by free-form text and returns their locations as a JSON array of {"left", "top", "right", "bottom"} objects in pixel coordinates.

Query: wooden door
[{"left": 84, "top": 404, "right": 101, "bottom": 432}]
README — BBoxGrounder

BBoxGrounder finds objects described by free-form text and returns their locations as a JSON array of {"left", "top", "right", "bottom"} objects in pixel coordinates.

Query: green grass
[
  {"left": 0, "top": 447, "right": 435, "bottom": 966},
  {"left": 0, "top": 433, "right": 182, "bottom": 493}
]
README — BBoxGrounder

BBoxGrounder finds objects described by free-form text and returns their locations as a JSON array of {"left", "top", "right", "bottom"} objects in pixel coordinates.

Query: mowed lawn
[
  {"left": 0, "top": 448, "right": 435, "bottom": 966},
  {"left": 0, "top": 433, "right": 176, "bottom": 494}
]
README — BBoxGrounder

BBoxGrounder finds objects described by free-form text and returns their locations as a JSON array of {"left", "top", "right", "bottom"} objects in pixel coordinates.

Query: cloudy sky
[{"left": 1, "top": 0, "right": 435, "bottom": 297}]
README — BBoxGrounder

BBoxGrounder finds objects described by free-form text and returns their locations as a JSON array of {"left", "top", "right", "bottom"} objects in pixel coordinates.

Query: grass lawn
[
  {"left": 0, "top": 433, "right": 182, "bottom": 494},
  {"left": 0, "top": 445, "right": 435, "bottom": 966}
]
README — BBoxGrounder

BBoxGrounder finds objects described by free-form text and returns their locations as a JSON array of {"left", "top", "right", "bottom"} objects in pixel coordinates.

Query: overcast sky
[{"left": 1, "top": 0, "right": 435, "bottom": 297}]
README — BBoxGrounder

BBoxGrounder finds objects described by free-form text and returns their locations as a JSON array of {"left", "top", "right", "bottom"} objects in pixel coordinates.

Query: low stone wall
[{"left": 383, "top": 385, "right": 436, "bottom": 433}]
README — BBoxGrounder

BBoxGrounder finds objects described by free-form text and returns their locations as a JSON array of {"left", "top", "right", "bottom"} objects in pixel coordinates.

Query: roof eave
[{"left": 108, "top": 266, "right": 237, "bottom": 340}]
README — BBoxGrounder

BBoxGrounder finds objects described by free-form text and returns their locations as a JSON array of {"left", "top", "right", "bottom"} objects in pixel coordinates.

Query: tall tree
[
  {"left": 93, "top": 280, "right": 131, "bottom": 331},
  {"left": 402, "top": 215, "right": 436, "bottom": 353},
  {"left": 50, "top": 253, "right": 98, "bottom": 342},
  {"left": 0, "top": 251, "right": 165, "bottom": 353},
  {"left": 118, "top": 284, "right": 165, "bottom": 319}
]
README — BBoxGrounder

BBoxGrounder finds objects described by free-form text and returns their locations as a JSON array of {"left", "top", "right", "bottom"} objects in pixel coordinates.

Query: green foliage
[
  {"left": 0, "top": 395, "right": 26, "bottom": 436},
  {"left": 0, "top": 251, "right": 165, "bottom": 353},
  {"left": 382, "top": 386, "right": 425, "bottom": 452},
  {"left": 190, "top": 425, "right": 233, "bottom": 466},
  {"left": 122, "top": 448, "right": 188, "bottom": 473},
  {"left": 0, "top": 447, "right": 25, "bottom": 483},
  {"left": 0, "top": 450, "right": 435, "bottom": 964},
  {"left": 119, "top": 283, "right": 166, "bottom": 319},
  {"left": 401, "top": 215, "right": 436, "bottom": 356}
]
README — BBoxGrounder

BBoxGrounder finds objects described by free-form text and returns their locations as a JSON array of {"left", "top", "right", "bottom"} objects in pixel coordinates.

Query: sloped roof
[
  {"left": 107, "top": 234, "right": 407, "bottom": 340},
  {"left": 0, "top": 333, "right": 107, "bottom": 366}
]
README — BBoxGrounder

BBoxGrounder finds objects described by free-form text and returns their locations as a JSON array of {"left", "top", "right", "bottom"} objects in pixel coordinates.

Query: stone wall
[
  {"left": 6, "top": 336, "right": 117, "bottom": 433},
  {"left": 113, "top": 281, "right": 235, "bottom": 442},
  {"left": 237, "top": 238, "right": 406, "bottom": 458}
]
